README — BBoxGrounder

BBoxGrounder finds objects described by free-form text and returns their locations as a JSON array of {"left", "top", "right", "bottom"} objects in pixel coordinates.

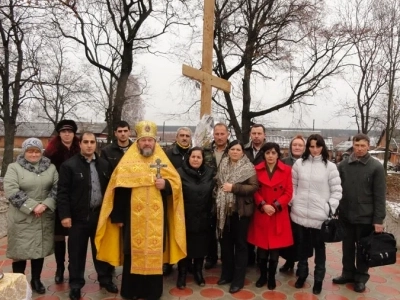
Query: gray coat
[
  {"left": 4, "top": 156, "right": 58, "bottom": 260},
  {"left": 338, "top": 153, "right": 386, "bottom": 225}
]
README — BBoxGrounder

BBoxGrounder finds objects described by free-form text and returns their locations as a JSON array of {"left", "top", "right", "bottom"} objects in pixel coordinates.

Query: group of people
[{"left": 4, "top": 119, "right": 386, "bottom": 300}]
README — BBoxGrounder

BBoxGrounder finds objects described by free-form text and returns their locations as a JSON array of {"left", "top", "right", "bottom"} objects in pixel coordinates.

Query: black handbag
[
  {"left": 357, "top": 232, "right": 397, "bottom": 267},
  {"left": 320, "top": 203, "right": 346, "bottom": 243}
]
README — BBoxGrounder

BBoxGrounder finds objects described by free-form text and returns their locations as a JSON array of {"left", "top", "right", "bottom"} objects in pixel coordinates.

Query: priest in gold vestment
[{"left": 95, "top": 120, "right": 186, "bottom": 300}]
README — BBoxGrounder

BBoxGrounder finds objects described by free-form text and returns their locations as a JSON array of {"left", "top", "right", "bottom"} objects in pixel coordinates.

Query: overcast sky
[{"left": 139, "top": 53, "right": 356, "bottom": 130}]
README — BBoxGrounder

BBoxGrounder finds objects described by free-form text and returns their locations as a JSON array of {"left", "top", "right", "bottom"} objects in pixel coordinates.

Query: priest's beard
[{"left": 140, "top": 148, "right": 154, "bottom": 157}]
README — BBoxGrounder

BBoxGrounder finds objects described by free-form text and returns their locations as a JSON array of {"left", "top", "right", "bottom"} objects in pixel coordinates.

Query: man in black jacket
[
  {"left": 165, "top": 127, "right": 192, "bottom": 168},
  {"left": 332, "top": 133, "right": 386, "bottom": 293},
  {"left": 244, "top": 124, "right": 266, "bottom": 266},
  {"left": 57, "top": 132, "right": 118, "bottom": 300},
  {"left": 244, "top": 124, "right": 266, "bottom": 167},
  {"left": 162, "top": 126, "right": 192, "bottom": 276},
  {"left": 101, "top": 120, "right": 133, "bottom": 171}
]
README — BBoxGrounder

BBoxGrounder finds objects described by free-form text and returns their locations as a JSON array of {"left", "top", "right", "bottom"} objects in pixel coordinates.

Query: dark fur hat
[{"left": 56, "top": 119, "right": 78, "bottom": 134}]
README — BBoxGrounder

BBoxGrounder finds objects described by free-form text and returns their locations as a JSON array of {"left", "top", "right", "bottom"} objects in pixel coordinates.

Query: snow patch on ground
[
  {"left": 387, "top": 201, "right": 400, "bottom": 219},
  {"left": 386, "top": 201, "right": 400, "bottom": 248}
]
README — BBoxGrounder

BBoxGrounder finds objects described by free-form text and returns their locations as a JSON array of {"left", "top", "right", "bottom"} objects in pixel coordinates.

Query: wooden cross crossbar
[
  {"left": 150, "top": 158, "right": 167, "bottom": 179},
  {"left": 182, "top": 0, "right": 231, "bottom": 118}
]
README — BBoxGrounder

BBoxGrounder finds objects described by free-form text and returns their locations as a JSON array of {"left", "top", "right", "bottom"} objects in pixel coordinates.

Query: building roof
[
  {"left": 334, "top": 141, "right": 353, "bottom": 152},
  {"left": 0, "top": 122, "right": 108, "bottom": 137}
]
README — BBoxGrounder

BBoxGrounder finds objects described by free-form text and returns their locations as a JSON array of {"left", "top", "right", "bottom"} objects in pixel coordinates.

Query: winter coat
[
  {"left": 165, "top": 143, "right": 190, "bottom": 169},
  {"left": 338, "top": 153, "right": 386, "bottom": 224},
  {"left": 177, "top": 162, "right": 214, "bottom": 234},
  {"left": 44, "top": 135, "right": 80, "bottom": 236},
  {"left": 290, "top": 155, "right": 342, "bottom": 229},
  {"left": 230, "top": 175, "right": 258, "bottom": 217},
  {"left": 4, "top": 156, "right": 58, "bottom": 260},
  {"left": 248, "top": 160, "right": 293, "bottom": 250},
  {"left": 57, "top": 153, "right": 111, "bottom": 222},
  {"left": 44, "top": 136, "right": 80, "bottom": 171},
  {"left": 244, "top": 141, "right": 266, "bottom": 166},
  {"left": 203, "top": 141, "right": 228, "bottom": 176},
  {"left": 100, "top": 139, "right": 133, "bottom": 171}
]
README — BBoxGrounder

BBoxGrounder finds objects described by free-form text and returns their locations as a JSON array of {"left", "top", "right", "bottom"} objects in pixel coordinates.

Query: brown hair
[{"left": 352, "top": 133, "right": 370, "bottom": 144}]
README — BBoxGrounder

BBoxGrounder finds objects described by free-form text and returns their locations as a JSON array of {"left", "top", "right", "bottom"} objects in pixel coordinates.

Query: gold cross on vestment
[
  {"left": 182, "top": 0, "right": 231, "bottom": 118},
  {"left": 150, "top": 158, "right": 167, "bottom": 179}
]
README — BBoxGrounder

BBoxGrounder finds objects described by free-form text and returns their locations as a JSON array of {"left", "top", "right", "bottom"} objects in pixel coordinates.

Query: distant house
[
  {"left": 0, "top": 122, "right": 109, "bottom": 148},
  {"left": 375, "top": 129, "right": 400, "bottom": 166},
  {"left": 0, "top": 122, "right": 369, "bottom": 162}
]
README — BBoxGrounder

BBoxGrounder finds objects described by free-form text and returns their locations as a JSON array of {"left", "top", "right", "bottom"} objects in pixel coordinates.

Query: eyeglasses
[{"left": 25, "top": 149, "right": 41, "bottom": 154}]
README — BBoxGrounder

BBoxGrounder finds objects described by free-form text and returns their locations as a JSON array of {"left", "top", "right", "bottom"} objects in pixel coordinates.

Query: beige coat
[{"left": 4, "top": 158, "right": 58, "bottom": 260}]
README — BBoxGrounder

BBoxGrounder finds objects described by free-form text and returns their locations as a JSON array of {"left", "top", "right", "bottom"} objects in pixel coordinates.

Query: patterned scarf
[{"left": 215, "top": 155, "right": 255, "bottom": 236}]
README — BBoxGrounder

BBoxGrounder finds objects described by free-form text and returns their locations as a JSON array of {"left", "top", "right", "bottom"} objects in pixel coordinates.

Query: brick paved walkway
[{"left": 1, "top": 237, "right": 400, "bottom": 299}]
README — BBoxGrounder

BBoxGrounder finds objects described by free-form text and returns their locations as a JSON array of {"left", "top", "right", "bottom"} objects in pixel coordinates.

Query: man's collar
[{"left": 349, "top": 152, "right": 370, "bottom": 164}]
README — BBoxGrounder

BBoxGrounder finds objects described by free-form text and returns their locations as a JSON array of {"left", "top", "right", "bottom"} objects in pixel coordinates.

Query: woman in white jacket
[{"left": 290, "top": 134, "right": 342, "bottom": 295}]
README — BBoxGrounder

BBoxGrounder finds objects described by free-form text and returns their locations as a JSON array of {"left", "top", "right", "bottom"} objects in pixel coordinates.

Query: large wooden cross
[{"left": 182, "top": 0, "right": 231, "bottom": 118}]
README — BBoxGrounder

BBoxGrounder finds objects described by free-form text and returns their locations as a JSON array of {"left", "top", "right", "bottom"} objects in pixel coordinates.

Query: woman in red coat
[{"left": 247, "top": 142, "right": 293, "bottom": 290}]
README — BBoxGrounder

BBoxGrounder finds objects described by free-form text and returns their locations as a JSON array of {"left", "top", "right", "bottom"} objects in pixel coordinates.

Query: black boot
[
  {"left": 313, "top": 280, "right": 323, "bottom": 295},
  {"left": 255, "top": 259, "right": 268, "bottom": 288},
  {"left": 54, "top": 240, "right": 66, "bottom": 284},
  {"left": 193, "top": 258, "right": 205, "bottom": 286},
  {"left": 176, "top": 259, "right": 187, "bottom": 290},
  {"left": 12, "top": 260, "right": 26, "bottom": 274},
  {"left": 267, "top": 260, "right": 278, "bottom": 290},
  {"left": 31, "top": 258, "right": 45, "bottom": 294},
  {"left": 279, "top": 259, "right": 295, "bottom": 272},
  {"left": 295, "top": 277, "right": 307, "bottom": 288}
]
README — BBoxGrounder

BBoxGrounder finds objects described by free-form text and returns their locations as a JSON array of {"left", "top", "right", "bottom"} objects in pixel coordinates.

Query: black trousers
[
  {"left": 219, "top": 213, "right": 250, "bottom": 287},
  {"left": 341, "top": 221, "right": 373, "bottom": 283},
  {"left": 12, "top": 258, "right": 44, "bottom": 279},
  {"left": 293, "top": 222, "right": 326, "bottom": 281},
  {"left": 68, "top": 211, "right": 113, "bottom": 289},
  {"left": 206, "top": 214, "right": 218, "bottom": 261}
]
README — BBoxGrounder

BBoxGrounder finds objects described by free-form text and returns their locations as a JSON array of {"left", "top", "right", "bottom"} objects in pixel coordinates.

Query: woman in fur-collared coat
[
  {"left": 43, "top": 119, "right": 80, "bottom": 284},
  {"left": 5, "top": 138, "right": 58, "bottom": 294}
]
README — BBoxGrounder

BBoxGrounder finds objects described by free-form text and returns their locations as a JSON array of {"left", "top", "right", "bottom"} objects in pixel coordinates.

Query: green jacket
[
  {"left": 338, "top": 153, "right": 386, "bottom": 225},
  {"left": 4, "top": 156, "right": 58, "bottom": 260},
  {"left": 203, "top": 141, "right": 228, "bottom": 176}
]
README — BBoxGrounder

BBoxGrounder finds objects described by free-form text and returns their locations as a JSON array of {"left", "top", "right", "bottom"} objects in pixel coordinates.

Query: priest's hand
[
  {"left": 61, "top": 218, "right": 72, "bottom": 228},
  {"left": 155, "top": 178, "right": 166, "bottom": 190},
  {"left": 116, "top": 223, "right": 124, "bottom": 227}
]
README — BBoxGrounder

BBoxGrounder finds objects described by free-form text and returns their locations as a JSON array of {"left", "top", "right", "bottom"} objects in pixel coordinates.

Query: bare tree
[
  {"left": 375, "top": 0, "right": 400, "bottom": 171},
  {"left": 25, "top": 37, "right": 95, "bottom": 129},
  {"left": 181, "top": 0, "right": 352, "bottom": 143},
  {"left": 50, "top": 0, "right": 189, "bottom": 137},
  {"left": 121, "top": 75, "right": 145, "bottom": 126},
  {"left": 338, "top": 0, "right": 387, "bottom": 134},
  {"left": 0, "top": 0, "right": 41, "bottom": 176}
]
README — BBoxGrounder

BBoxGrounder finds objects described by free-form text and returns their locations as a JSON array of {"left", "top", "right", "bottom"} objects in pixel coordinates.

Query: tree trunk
[
  {"left": 111, "top": 43, "right": 133, "bottom": 132},
  {"left": 1, "top": 121, "right": 17, "bottom": 177}
]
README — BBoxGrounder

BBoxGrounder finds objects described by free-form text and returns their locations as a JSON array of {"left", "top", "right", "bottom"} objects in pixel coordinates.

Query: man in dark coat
[
  {"left": 244, "top": 124, "right": 266, "bottom": 166},
  {"left": 163, "top": 126, "right": 192, "bottom": 276},
  {"left": 101, "top": 120, "right": 133, "bottom": 171},
  {"left": 244, "top": 124, "right": 266, "bottom": 266},
  {"left": 57, "top": 132, "right": 118, "bottom": 300},
  {"left": 333, "top": 133, "right": 386, "bottom": 293},
  {"left": 44, "top": 119, "right": 80, "bottom": 284}
]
